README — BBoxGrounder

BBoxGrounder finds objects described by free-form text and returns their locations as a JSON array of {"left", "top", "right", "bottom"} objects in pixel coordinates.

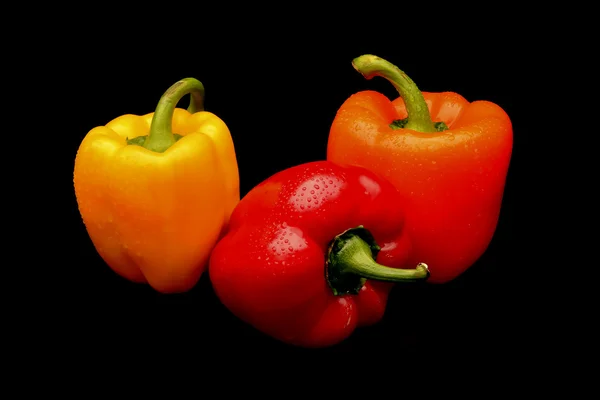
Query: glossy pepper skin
[
  {"left": 74, "top": 78, "right": 240, "bottom": 293},
  {"left": 209, "top": 161, "right": 429, "bottom": 348},
  {"left": 327, "top": 55, "right": 513, "bottom": 284}
]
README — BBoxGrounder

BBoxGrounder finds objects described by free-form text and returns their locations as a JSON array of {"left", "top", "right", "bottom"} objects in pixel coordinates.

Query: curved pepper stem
[
  {"left": 326, "top": 226, "right": 429, "bottom": 296},
  {"left": 143, "top": 78, "right": 205, "bottom": 153},
  {"left": 352, "top": 54, "right": 447, "bottom": 133}
]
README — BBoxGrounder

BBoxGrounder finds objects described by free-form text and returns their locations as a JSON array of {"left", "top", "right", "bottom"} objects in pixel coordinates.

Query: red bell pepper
[{"left": 209, "top": 160, "right": 429, "bottom": 348}]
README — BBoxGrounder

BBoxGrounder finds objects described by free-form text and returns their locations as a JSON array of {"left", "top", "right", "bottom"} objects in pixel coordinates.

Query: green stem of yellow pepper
[{"left": 143, "top": 78, "right": 205, "bottom": 153}]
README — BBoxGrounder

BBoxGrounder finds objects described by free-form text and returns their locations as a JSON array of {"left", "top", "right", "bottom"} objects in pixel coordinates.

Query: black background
[{"left": 55, "top": 12, "right": 542, "bottom": 365}]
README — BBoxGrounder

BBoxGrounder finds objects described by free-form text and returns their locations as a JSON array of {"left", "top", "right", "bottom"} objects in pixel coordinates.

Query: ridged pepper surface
[{"left": 74, "top": 78, "right": 239, "bottom": 293}]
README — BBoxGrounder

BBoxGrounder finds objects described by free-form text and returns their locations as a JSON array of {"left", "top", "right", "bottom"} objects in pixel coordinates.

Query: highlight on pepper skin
[
  {"left": 327, "top": 54, "right": 513, "bottom": 284},
  {"left": 208, "top": 160, "right": 430, "bottom": 348},
  {"left": 73, "top": 78, "right": 240, "bottom": 294}
]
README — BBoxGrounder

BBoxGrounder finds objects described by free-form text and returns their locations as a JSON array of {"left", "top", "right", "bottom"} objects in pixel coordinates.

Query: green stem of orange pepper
[{"left": 352, "top": 54, "right": 447, "bottom": 133}]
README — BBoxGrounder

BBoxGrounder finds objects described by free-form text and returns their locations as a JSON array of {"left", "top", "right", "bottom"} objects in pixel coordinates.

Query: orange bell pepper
[
  {"left": 73, "top": 78, "right": 240, "bottom": 293},
  {"left": 327, "top": 55, "right": 512, "bottom": 284}
]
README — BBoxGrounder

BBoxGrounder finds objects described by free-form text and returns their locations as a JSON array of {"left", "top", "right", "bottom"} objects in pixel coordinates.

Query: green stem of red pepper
[
  {"left": 352, "top": 54, "right": 448, "bottom": 133},
  {"left": 128, "top": 78, "right": 205, "bottom": 153},
  {"left": 326, "top": 226, "right": 429, "bottom": 296}
]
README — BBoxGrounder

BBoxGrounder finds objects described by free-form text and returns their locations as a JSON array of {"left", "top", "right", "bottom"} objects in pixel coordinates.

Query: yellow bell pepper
[{"left": 73, "top": 78, "right": 240, "bottom": 294}]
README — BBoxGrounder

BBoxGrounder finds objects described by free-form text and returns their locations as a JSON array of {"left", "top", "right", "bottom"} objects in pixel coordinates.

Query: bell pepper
[
  {"left": 74, "top": 78, "right": 240, "bottom": 294},
  {"left": 209, "top": 160, "right": 429, "bottom": 348},
  {"left": 327, "top": 55, "right": 513, "bottom": 284}
]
